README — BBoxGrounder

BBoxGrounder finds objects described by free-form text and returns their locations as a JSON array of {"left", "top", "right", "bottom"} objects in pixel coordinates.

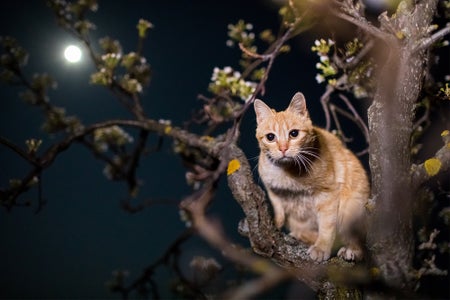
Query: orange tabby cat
[{"left": 254, "top": 92, "right": 369, "bottom": 262}]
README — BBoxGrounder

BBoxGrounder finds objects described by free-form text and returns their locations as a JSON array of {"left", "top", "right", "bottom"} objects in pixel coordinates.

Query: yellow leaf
[
  {"left": 130, "top": 186, "right": 139, "bottom": 198},
  {"left": 395, "top": 31, "right": 405, "bottom": 39},
  {"left": 164, "top": 126, "right": 172, "bottom": 134},
  {"left": 424, "top": 158, "right": 441, "bottom": 177},
  {"left": 227, "top": 159, "right": 240, "bottom": 175},
  {"left": 365, "top": 201, "right": 375, "bottom": 213},
  {"left": 370, "top": 267, "right": 380, "bottom": 278},
  {"left": 251, "top": 260, "right": 271, "bottom": 274},
  {"left": 441, "top": 130, "right": 449, "bottom": 137},
  {"left": 201, "top": 135, "right": 214, "bottom": 142}
]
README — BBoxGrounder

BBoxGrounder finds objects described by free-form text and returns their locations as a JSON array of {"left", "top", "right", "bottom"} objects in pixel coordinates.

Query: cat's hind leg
[
  {"left": 287, "top": 216, "right": 318, "bottom": 245},
  {"left": 337, "top": 215, "right": 365, "bottom": 261},
  {"left": 337, "top": 242, "right": 363, "bottom": 261},
  {"left": 337, "top": 196, "right": 366, "bottom": 261}
]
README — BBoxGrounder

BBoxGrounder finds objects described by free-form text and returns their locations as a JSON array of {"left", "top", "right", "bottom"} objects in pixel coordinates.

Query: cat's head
[{"left": 254, "top": 92, "right": 316, "bottom": 167}]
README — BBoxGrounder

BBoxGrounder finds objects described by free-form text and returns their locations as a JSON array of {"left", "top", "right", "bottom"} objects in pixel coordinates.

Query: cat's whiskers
[
  {"left": 252, "top": 162, "right": 260, "bottom": 175},
  {"left": 246, "top": 155, "right": 261, "bottom": 177},
  {"left": 291, "top": 146, "right": 321, "bottom": 175},
  {"left": 300, "top": 146, "right": 322, "bottom": 161},
  {"left": 293, "top": 152, "right": 313, "bottom": 175},
  {"left": 248, "top": 155, "right": 260, "bottom": 162}
]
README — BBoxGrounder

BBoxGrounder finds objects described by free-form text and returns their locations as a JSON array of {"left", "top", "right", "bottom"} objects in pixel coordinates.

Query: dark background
[{"left": 0, "top": 1, "right": 326, "bottom": 298}]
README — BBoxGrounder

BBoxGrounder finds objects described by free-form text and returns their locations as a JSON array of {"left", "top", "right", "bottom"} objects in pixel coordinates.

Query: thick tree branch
[
  {"left": 226, "top": 143, "right": 332, "bottom": 290},
  {"left": 411, "top": 130, "right": 450, "bottom": 187}
]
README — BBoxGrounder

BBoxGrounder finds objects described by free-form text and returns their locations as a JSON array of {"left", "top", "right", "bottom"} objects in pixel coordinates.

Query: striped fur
[{"left": 254, "top": 92, "right": 370, "bottom": 262}]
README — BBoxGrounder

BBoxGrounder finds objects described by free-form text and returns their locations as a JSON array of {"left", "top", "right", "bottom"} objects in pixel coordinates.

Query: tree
[{"left": 1, "top": 0, "right": 449, "bottom": 298}]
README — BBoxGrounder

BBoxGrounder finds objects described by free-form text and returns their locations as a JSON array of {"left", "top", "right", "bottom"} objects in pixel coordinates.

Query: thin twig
[
  {"left": 320, "top": 75, "right": 348, "bottom": 130},
  {"left": 0, "top": 136, "right": 38, "bottom": 166},
  {"left": 224, "top": 268, "right": 291, "bottom": 300},
  {"left": 413, "top": 24, "right": 450, "bottom": 54},
  {"left": 126, "top": 129, "right": 149, "bottom": 194},
  {"left": 345, "top": 39, "right": 375, "bottom": 69},
  {"left": 321, "top": 84, "right": 336, "bottom": 131},
  {"left": 338, "top": 93, "right": 369, "bottom": 143},
  {"left": 121, "top": 197, "right": 177, "bottom": 214},
  {"left": 412, "top": 100, "right": 431, "bottom": 134},
  {"left": 330, "top": 103, "right": 353, "bottom": 142},
  {"left": 118, "top": 229, "right": 197, "bottom": 299},
  {"left": 35, "top": 173, "right": 46, "bottom": 214},
  {"left": 1, "top": 118, "right": 207, "bottom": 208},
  {"left": 412, "top": 131, "right": 450, "bottom": 186},
  {"left": 231, "top": 22, "right": 298, "bottom": 141},
  {"left": 332, "top": 0, "right": 388, "bottom": 41}
]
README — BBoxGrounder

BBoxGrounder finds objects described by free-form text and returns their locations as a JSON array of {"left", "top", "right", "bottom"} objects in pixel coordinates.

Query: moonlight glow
[{"left": 64, "top": 45, "right": 82, "bottom": 63}]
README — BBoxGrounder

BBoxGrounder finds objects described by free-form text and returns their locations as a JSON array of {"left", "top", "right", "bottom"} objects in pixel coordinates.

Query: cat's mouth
[
  {"left": 266, "top": 153, "right": 297, "bottom": 167},
  {"left": 274, "top": 156, "right": 296, "bottom": 167}
]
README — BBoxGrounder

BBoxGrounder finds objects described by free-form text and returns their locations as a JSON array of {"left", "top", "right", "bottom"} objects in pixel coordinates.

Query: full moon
[{"left": 64, "top": 45, "right": 82, "bottom": 63}]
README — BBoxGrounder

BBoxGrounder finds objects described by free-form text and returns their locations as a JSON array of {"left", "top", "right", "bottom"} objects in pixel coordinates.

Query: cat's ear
[
  {"left": 254, "top": 99, "right": 274, "bottom": 124},
  {"left": 287, "top": 92, "right": 308, "bottom": 115}
]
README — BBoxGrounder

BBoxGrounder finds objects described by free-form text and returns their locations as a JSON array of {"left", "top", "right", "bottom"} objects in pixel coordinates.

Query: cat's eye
[
  {"left": 289, "top": 130, "right": 299, "bottom": 138},
  {"left": 266, "top": 133, "right": 276, "bottom": 141}
]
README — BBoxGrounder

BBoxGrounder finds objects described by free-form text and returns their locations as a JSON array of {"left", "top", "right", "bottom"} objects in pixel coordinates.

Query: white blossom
[
  {"left": 320, "top": 55, "right": 329, "bottom": 63},
  {"left": 158, "top": 119, "right": 172, "bottom": 125},
  {"left": 223, "top": 66, "right": 233, "bottom": 74},
  {"left": 315, "top": 74, "right": 325, "bottom": 83}
]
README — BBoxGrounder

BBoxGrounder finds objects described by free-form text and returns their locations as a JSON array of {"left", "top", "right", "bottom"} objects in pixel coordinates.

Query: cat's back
[{"left": 315, "top": 127, "right": 369, "bottom": 194}]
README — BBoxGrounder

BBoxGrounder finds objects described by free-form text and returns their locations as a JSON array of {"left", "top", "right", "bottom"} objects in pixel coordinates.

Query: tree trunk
[
  {"left": 367, "top": 44, "right": 415, "bottom": 290},
  {"left": 366, "top": 0, "right": 436, "bottom": 288}
]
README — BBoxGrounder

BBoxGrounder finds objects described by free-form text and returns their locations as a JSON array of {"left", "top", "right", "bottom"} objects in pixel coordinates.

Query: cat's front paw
[
  {"left": 337, "top": 246, "right": 363, "bottom": 261},
  {"left": 307, "top": 245, "right": 331, "bottom": 262}
]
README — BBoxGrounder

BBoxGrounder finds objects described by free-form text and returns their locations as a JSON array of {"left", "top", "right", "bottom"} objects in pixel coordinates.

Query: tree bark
[
  {"left": 367, "top": 43, "right": 415, "bottom": 290},
  {"left": 366, "top": 0, "right": 438, "bottom": 291}
]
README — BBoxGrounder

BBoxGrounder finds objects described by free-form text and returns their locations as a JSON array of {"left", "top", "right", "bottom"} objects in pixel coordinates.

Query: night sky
[{"left": 0, "top": 1, "right": 326, "bottom": 298}]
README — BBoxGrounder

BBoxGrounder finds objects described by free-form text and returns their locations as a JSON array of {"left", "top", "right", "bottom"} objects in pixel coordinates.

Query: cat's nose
[{"left": 278, "top": 143, "right": 288, "bottom": 155}]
